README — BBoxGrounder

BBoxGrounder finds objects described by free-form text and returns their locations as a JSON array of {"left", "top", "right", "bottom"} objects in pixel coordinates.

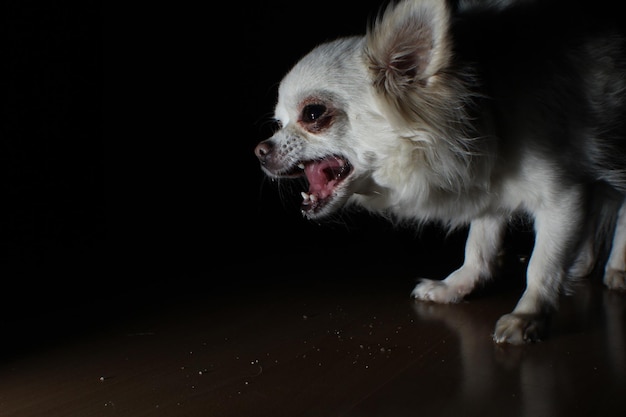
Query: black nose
[{"left": 254, "top": 141, "right": 273, "bottom": 163}]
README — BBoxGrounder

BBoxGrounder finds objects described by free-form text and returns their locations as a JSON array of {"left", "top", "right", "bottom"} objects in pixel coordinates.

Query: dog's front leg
[
  {"left": 493, "top": 195, "right": 584, "bottom": 344},
  {"left": 412, "top": 215, "right": 507, "bottom": 303}
]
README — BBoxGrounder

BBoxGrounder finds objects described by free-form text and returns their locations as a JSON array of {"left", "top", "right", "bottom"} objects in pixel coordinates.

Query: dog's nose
[{"left": 254, "top": 141, "right": 273, "bottom": 163}]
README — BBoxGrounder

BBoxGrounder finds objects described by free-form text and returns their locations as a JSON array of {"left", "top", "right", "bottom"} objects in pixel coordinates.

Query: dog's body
[{"left": 255, "top": 0, "right": 626, "bottom": 344}]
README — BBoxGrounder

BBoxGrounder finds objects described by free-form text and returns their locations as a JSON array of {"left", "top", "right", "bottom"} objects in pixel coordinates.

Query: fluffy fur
[{"left": 254, "top": 0, "right": 626, "bottom": 344}]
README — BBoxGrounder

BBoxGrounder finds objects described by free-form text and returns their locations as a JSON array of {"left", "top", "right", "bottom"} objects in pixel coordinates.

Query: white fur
[{"left": 255, "top": 0, "right": 626, "bottom": 344}]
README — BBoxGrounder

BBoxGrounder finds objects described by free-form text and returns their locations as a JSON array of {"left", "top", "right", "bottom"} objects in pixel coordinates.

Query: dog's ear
[{"left": 365, "top": 0, "right": 451, "bottom": 96}]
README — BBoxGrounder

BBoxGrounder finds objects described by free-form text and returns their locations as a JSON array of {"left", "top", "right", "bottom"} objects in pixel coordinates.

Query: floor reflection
[
  {"left": 2, "top": 273, "right": 623, "bottom": 417},
  {"left": 405, "top": 281, "right": 626, "bottom": 417}
]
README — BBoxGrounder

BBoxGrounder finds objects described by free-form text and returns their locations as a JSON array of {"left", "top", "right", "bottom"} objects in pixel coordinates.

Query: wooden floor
[{"left": 1, "top": 260, "right": 625, "bottom": 417}]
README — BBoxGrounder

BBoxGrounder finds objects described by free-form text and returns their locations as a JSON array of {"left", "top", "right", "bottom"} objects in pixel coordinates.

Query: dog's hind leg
[
  {"left": 567, "top": 184, "right": 619, "bottom": 281},
  {"left": 412, "top": 215, "right": 507, "bottom": 303},
  {"left": 604, "top": 197, "right": 626, "bottom": 291}
]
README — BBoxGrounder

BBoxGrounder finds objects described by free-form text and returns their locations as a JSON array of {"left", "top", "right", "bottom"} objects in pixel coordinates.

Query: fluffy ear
[{"left": 365, "top": 0, "right": 451, "bottom": 96}]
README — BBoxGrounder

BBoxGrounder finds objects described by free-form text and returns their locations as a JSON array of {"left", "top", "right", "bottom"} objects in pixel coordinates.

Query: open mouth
[{"left": 284, "top": 155, "right": 352, "bottom": 216}]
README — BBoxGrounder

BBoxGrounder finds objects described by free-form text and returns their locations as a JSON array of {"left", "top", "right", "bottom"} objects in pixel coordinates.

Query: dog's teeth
[
  {"left": 298, "top": 163, "right": 305, "bottom": 170},
  {"left": 301, "top": 192, "right": 317, "bottom": 205}
]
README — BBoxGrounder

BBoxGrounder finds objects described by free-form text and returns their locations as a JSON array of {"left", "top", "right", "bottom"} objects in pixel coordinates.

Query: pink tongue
[{"left": 304, "top": 158, "right": 344, "bottom": 199}]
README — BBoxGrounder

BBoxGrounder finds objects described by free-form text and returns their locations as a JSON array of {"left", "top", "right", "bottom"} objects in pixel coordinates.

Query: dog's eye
[{"left": 302, "top": 104, "right": 326, "bottom": 123}]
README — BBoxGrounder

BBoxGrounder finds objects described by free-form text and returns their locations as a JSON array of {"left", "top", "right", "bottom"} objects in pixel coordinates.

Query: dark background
[
  {"left": 4, "top": 1, "right": 535, "bottom": 337},
  {"left": 4, "top": 1, "right": 104, "bottom": 311}
]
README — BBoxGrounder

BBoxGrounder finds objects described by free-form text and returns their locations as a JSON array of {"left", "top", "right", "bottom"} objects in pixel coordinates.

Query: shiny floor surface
[{"left": 1, "top": 268, "right": 625, "bottom": 417}]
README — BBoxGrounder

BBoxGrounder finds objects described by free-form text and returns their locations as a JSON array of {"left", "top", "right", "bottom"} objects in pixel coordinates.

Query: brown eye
[{"left": 302, "top": 104, "right": 326, "bottom": 123}]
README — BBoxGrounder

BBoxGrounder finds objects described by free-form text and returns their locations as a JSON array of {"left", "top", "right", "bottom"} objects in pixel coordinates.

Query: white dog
[{"left": 254, "top": 0, "right": 626, "bottom": 344}]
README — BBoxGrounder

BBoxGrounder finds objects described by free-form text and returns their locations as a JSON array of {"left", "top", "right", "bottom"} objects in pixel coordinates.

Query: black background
[
  {"left": 4, "top": 1, "right": 535, "bottom": 327},
  {"left": 4, "top": 1, "right": 104, "bottom": 312}
]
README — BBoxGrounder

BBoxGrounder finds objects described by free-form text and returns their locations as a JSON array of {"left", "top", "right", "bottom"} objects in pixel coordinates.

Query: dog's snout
[{"left": 255, "top": 141, "right": 273, "bottom": 163}]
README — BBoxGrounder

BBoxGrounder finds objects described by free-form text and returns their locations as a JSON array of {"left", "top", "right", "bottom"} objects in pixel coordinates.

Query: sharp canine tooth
[
  {"left": 298, "top": 163, "right": 305, "bottom": 169},
  {"left": 301, "top": 192, "right": 309, "bottom": 200},
  {"left": 310, "top": 194, "right": 317, "bottom": 202}
]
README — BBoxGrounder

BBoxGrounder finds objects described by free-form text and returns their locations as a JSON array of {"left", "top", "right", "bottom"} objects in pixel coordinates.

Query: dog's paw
[
  {"left": 492, "top": 313, "right": 549, "bottom": 345},
  {"left": 411, "top": 279, "right": 464, "bottom": 304},
  {"left": 604, "top": 268, "right": 626, "bottom": 291}
]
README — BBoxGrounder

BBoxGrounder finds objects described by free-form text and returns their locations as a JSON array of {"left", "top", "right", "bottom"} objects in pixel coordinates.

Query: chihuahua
[{"left": 254, "top": 0, "right": 626, "bottom": 344}]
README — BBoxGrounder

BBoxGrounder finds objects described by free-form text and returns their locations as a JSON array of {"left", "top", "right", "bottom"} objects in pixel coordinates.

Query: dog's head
[{"left": 255, "top": 0, "right": 467, "bottom": 220}]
